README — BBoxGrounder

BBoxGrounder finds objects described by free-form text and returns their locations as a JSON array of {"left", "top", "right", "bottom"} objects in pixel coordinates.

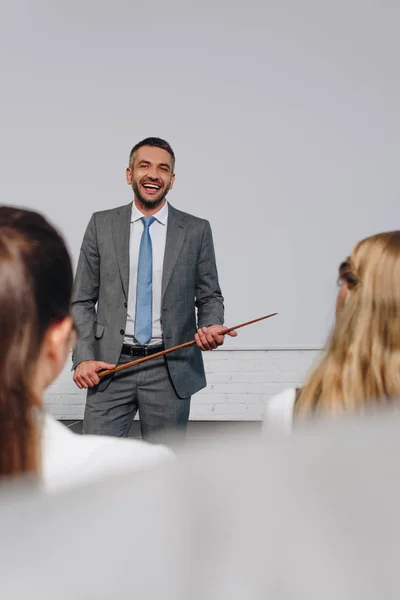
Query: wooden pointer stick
[{"left": 98, "top": 312, "right": 278, "bottom": 378}]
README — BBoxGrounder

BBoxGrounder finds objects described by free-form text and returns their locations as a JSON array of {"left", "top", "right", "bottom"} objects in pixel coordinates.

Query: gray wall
[{"left": 0, "top": 0, "right": 398, "bottom": 348}]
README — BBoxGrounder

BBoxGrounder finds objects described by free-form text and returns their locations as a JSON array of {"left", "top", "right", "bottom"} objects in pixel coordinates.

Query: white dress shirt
[
  {"left": 41, "top": 413, "right": 174, "bottom": 492},
  {"left": 124, "top": 202, "right": 168, "bottom": 346}
]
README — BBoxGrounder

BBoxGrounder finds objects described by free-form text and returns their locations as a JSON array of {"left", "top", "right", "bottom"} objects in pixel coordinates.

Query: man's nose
[{"left": 148, "top": 166, "right": 158, "bottom": 179}]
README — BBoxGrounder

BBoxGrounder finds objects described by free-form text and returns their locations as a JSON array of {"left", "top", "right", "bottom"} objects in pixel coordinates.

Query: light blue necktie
[{"left": 134, "top": 216, "right": 156, "bottom": 345}]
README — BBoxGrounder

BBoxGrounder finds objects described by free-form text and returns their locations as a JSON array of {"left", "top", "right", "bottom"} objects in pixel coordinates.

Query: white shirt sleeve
[{"left": 263, "top": 388, "right": 297, "bottom": 434}]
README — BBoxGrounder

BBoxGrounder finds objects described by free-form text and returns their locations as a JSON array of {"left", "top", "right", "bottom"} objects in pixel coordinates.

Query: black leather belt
[{"left": 121, "top": 343, "right": 165, "bottom": 357}]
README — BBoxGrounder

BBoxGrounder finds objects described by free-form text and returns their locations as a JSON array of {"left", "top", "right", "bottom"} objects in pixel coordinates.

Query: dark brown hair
[
  {"left": 128, "top": 137, "right": 175, "bottom": 170},
  {"left": 0, "top": 206, "right": 73, "bottom": 478}
]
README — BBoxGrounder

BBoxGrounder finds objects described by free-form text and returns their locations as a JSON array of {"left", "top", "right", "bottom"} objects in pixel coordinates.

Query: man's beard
[{"left": 132, "top": 182, "right": 169, "bottom": 210}]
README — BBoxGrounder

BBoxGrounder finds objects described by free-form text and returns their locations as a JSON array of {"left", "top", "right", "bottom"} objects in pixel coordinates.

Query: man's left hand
[{"left": 195, "top": 325, "right": 238, "bottom": 351}]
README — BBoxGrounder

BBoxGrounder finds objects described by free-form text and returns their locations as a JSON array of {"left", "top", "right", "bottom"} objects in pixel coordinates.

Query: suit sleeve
[
  {"left": 71, "top": 214, "right": 99, "bottom": 368},
  {"left": 195, "top": 221, "right": 224, "bottom": 328}
]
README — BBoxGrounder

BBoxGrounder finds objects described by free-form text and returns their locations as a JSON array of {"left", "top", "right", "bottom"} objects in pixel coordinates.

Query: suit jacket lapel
[
  {"left": 162, "top": 204, "right": 186, "bottom": 299},
  {"left": 112, "top": 202, "right": 132, "bottom": 299}
]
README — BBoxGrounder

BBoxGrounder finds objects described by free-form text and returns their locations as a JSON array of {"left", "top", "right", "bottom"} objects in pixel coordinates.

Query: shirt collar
[{"left": 131, "top": 201, "right": 169, "bottom": 225}]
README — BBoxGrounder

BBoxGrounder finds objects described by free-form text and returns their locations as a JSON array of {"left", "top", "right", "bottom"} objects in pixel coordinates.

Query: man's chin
[
  {"left": 132, "top": 184, "right": 168, "bottom": 210},
  {"left": 137, "top": 195, "right": 166, "bottom": 210}
]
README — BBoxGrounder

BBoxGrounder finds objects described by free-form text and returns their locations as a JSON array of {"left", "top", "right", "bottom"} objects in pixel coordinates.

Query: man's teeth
[{"left": 143, "top": 184, "right": 160, "bottom": 189}]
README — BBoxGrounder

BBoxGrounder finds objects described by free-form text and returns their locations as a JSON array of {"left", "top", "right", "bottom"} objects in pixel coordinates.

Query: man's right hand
[{"left": 73, "top": 360, "right": 116, "bottom": 389}]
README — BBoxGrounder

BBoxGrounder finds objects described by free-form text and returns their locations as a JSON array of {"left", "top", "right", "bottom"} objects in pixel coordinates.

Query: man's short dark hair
[{"left": 128, "top": 137, "right": 175, "bottom": 171}]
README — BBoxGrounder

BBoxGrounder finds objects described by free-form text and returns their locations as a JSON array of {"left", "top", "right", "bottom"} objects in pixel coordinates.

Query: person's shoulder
[
  {"left": 92, "top": 434, "right": 174, "bottom": 468},
  {"left": 263, "top": 388, "right": 297, "bottom": 433},
  {"left": 92, "top": 202, "right": 132, "bottom": 221},
  {"left": 168, "top": 203, "right": 209, "bottom": 227},
  {"left": 42, "top": 414, "right": 174, "bottom": 492}
]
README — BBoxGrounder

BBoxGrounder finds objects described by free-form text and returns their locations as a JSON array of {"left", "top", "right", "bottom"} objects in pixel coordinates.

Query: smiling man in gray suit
[{"left": 71, "top": 137, "right": 236, "bottom": 441}]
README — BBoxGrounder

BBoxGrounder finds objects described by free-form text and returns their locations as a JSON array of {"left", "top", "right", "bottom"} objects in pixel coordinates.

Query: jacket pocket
[{"left": 94, "top": 322, "right": 105, "bottom": 339}]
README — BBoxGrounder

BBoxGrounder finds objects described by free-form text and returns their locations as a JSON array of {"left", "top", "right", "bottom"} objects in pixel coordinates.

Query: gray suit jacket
[{"left": 71, "top": 202, "right": 224, "bottom": 398}]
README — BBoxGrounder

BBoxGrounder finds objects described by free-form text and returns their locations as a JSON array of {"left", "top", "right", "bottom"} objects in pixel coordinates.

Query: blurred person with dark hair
[
  {"left": 0, "top": 206, "right": 173, "bottom": 490},
  {"left": 72, "top": 137, "right": 236, "bottom": 441},
  {"left": 264, "top": 231, "right": 400, "bottom": 431}
]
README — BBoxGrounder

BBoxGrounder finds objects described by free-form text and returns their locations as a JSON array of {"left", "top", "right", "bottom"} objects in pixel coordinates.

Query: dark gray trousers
[{"left": 83, "top": 353, "right": 191, "bottom": 442}]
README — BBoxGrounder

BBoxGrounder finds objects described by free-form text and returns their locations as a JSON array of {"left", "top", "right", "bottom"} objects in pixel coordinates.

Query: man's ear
[
  {"left": 126, "top": 167, "right": 133, "bottom": 185},
  {"left": 42, "top": 316, "right": 74, "bottom": 381}
]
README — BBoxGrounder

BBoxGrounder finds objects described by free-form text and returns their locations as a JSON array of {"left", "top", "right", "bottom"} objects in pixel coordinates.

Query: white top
[
  {"left": 41, "top": 413, "right": 174, "bottom": 492},
  {"left": 263, "top": 388, "right": 296, "bottom": 433},
  {"left": 124, "top": 201, "right": 168, "bottom": 345}
]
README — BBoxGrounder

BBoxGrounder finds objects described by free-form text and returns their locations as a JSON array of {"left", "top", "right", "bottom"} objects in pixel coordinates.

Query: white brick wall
[{"left": 44, "top": 349, "right": 320, "bottom": 421}]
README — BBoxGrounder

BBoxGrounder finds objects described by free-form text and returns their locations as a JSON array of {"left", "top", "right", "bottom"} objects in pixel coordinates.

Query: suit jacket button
[
  {"left": 120, "top": 329, "right": 125, "bottom": 335},
  {"left": 124, "top": 302, "right": 127, "bottom": 308}
]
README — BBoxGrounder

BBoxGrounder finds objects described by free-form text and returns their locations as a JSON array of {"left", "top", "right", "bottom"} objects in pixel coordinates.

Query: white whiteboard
[{"left": 0, "top": 0, "right": 398, "bottom": 348}]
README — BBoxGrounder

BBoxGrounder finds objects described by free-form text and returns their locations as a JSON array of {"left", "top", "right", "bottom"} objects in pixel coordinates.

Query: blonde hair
[{"left": 295, "top": 231, "right": 400, "bottom": 419}]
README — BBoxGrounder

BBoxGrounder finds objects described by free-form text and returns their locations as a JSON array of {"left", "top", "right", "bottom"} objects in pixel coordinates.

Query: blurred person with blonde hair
[
  {"left": 264, "top": 231, "right": 400, "bottom": 431},
  {"left": 0, "top": 206, "right": 173, "bottom": 490}
]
